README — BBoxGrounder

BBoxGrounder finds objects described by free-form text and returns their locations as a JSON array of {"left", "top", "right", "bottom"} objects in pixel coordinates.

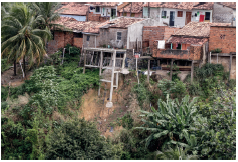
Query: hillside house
[
  {"left": 47, "top": 17, "right": 103, "bottom": 54},
  {"left": 82, "top": 16, "right": 162, "bottom": 51},
  {"left": 87, "top": 2, "right": 119, "bottom": 21},
  {"left": 143, "top": 2, "right": 213, "bottom": 28},
  {"left": 59, "top": 4, "right": 88, "bottom": 21},
  {"left": 152, "top": 22, "right": 231, "bottom": 67}
]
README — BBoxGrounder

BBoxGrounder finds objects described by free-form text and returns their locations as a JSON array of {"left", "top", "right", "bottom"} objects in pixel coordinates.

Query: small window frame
[
  {"left": 177, "top": 11, "right": 183, "bottom": 17},
  {"left": 96, "top": 6, "right": 100, "bottom": 13},
  {"left": 162, "top": 11, "right": 167, "bottom": 18},
  {"left": 205, "top": 12, "right": 210, "bottom": 20},
  {"left": 87, "top": 35, "right": 90, "bottom": 41},
  {"left": 117, "top": 32, "right": 122, "bottom": 40}
]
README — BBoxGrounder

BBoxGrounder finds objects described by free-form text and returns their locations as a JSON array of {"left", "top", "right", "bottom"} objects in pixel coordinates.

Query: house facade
[
  {"left": 82, "top": 17, "right": 162, "bottom": 51},
  {"left": 143, "top": 3, "right": 213, "bottom": 28}
]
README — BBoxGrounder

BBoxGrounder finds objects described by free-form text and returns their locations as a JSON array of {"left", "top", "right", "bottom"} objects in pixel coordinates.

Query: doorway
[
  {"left": 186, "top": 12, "right": 192, "bottom": 25},
  {"left": 169, "top": 11, "right": 175, "bottom": 26}
]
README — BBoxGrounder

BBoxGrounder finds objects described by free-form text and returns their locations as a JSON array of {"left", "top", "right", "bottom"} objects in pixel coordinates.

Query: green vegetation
[{"left": 1, "top": 2, "right": 236, "bottom": 160}]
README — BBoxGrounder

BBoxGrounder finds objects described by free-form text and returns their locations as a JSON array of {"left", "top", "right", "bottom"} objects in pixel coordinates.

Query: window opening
[
  {"left": 117, "top": 32, "right": 121, "bottom": 40},
  {"left": 87, "top": 35, "right": 90, "bottom": 41}
]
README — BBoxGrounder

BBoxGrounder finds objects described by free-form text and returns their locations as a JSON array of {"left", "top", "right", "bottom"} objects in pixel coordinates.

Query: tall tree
[{"left": 1, "top": 3, "right": 51, "bottom": 76}]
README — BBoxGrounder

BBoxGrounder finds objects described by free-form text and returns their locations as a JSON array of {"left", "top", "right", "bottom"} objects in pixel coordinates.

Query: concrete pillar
[
  {"left": 98, "top": 51, "right": 103, "bottom": 96},
  {"left": 109, "top": 51, "right": 116, "bottom": 102}
]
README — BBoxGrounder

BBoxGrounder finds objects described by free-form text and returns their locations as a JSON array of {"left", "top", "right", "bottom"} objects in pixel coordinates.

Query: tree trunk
[{"left": 14, "top": 60, "right": 16, "bottom": 76}]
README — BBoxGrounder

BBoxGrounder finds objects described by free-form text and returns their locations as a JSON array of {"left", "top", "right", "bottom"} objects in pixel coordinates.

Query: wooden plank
[
  {"left": 84, "top": 65, "right": 100, "bottom": 68},
  {"left": 170, "top": 59, "right": 174, "bottom": 81},
  {"left": 147, "top": 59, "right": 150, "bottom": 83},
  {"left": 100, "top": 79, "right": 111, "bottom": 83},
  {"left": 191, "top": 60, "right": 194, "bottom": 82},
  {"left": 83, "top": 53, "right": 86, "bottom": 74},
  {"left": 99, "top": 51, "right": 103, "bottom": 75}
]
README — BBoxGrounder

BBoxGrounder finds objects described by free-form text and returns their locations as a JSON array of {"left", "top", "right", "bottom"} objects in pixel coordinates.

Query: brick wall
[
  {"left": 142, "top": 26, "right": 179, "bottom": 50},
  {"left": 73, "top": 38, "right": 83, "bottom": 48},
  {"left": 152, "top": 40, "right": 202, "bottom": 60},
  {"left": 87, "top": 12, "right": 107, "bottom": 22},
  {"left": 209, "top": 26, "right": 236, "bottom": 53},
  {"left": 47, "top": 31, "right": 78, "bottom": 54}
]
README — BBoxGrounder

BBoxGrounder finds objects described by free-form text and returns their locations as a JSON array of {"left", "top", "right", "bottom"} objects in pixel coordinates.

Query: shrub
[
  {"left": 210, "top": 48, "right": 222, "bottom": 53},
  {"left": 46, "top": 118, "right": 122, "bottom": 160},
  {"left": 157, "top": 79, "right": 187, "bottom": 101},
  {"left": 1, "top": 59, "right": 10, "bottom": 73}
]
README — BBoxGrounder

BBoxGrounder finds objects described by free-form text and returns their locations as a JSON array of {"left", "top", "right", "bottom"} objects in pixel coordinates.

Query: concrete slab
[{"left": 106, "top": 102, "right": 113, "bottom": 108}]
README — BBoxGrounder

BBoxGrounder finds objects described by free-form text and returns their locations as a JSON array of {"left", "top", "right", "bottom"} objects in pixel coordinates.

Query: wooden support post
[
  {"left": 191, "top": 60, "right": 194, "bottom": 83},
  {"left": 157, "top": 59, "right": 160, "bottom": 66},
  {"left": 170, "top": 59, "right": 174, "bottom": 81},
  {"left": 83, "top": 51, "right": 86, "bottom": 74},
  {"left": 147, "top": 59, "right": 150, "bottom": 83},
  {"left": 90, "top": 51, "right": 94, "bottom": 65},
  {"left": 229, "top": 54, "right": 232, "bottom": 81},
  {"left": 109, "top": 51, "right": 116, "bottom": 102},
  {"left": 116, "top": 72, "right": 119, "bottom": 89},
  {"left": 98, "top": 51, "right": 103, "bottom": 96}
]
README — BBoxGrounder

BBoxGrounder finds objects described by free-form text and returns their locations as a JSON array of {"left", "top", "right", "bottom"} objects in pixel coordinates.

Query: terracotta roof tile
[
  {"left": 117, "top": 2, "right": 130, "bottom": 10},
  {"left": 167, "top": 37, "right": 208, "bottom": 45},
  {"left": 173, "top": 22, "right": 231, "bottom": 37},
  {"left": 83, "top": 17, "right": 145, "bottom": 34},
  {"left": 86, "top": 2, "right": 119, "bottom": 7},
  {"left": 54, "top": 17, "right": 103, "bottom": 33},
  {"left": 118, "top": 3, "right": 143, "bottom": 13},
  {"left": 58, "top": 4, "right": 88, "bottom": 16},
  {"left": 143, "top": 2, "right": 213, "bottom": 10}
]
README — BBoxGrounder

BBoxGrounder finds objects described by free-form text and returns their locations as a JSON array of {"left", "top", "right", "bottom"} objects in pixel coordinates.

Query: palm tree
[
  {"left": 29, "top": 2, "right": 64, "bottom": 30},
  {"left": 1, "top": 3, "right": 51, "bottom": 76}
]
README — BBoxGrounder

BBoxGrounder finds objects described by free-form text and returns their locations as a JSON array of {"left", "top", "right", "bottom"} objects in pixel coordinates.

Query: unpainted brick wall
[
  {"left": 87, "top": 12, "right": 107, "bottom": 22},
  {"left": 152, "top": 41, "right": 202, "bottom": 60},
  {"left": 209, "top": 26, "right": 236, "bottom": 53},
  {"left": 73, "top": 38, "right": 83, "bottom": 48},
  {"left": 47, "top": 31, "right": 74, "bottom": 54}
]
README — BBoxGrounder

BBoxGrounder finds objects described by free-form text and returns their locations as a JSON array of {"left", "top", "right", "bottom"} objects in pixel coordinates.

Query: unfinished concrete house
[
  {"left": 47, "top": 17, "right": 103, "bottom": 54},
  {"left": 82, "top": 16, "right": 163, "bottom": 51}
]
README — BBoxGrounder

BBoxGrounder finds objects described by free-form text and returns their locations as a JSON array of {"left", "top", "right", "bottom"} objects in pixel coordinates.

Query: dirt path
[{"left": 1, "top": 67, "right": 33, "bottom": 87}]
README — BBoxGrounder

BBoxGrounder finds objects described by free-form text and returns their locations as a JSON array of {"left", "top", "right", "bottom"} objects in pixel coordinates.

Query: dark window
[
  {"left": 87, "top": 35, "right": 90, "bottom": 41},
  {"left": 123, "top": 12, "right": 127, "bottom": 16},
  {"left": 205, "top": 12, "right": 210, "bottom": 20},
  {"left": 177, "top": 11, "right": 183, "bottom": 17},
  {"left": 165, "top": 43, "right": 171, "bottom": 49},
  {"left": 96, "top": 6, "right": 100, "bottom": 12},
  {"left": 176, "top": 44, "right": 182, "bottom": 50},
  {"left": 131, "top": 13, "right": 135, "bottom": 17},
  {"left": 74, "top": 32, "right": 83, "bottom": 38},
  {"left": 51, "top": 31, "right": 54, "bottom": 40},
  {"left": 117, "top": 32, "right": 121, "bottom": 40},
  {"left": 162, "top": 11, "right": 167, "bottom": 18}
]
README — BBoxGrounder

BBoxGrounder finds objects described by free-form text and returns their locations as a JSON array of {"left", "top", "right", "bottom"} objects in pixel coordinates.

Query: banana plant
[{"left": 135, "top": 94, "right": 198, "bottom": 148}]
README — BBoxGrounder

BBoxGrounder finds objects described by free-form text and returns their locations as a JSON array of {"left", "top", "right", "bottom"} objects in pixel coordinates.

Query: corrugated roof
[
  {"left": 118, "top": 2, "right": 143, "bottom": 13},
  {"left": 173, "top": 22, "right": 231, "bottom": 37},
  {"left": 58, "top": 4, "right": 88, "bottom": 16}
]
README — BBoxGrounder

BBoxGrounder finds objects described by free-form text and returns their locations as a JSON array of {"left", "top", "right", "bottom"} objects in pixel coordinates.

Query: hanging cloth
[{"left": 199, "top": 15, "right": 205, "bottom": 22}]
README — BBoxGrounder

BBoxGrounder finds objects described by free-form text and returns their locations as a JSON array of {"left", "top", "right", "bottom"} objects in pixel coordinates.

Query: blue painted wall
[{"left": 60, "top": 14, "right": 86, "bottom": 21}]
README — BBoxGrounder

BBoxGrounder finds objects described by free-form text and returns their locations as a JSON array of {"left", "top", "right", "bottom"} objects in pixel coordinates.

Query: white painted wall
[
  {"left": 89, "top": 6, "right": 117, "bottom": 17},
  {"left": 127, "top": 18, "right": 164, "bottom": 49},
  {"left": 191, "top": 10, "right": 213, "bottom": 22},
  {"left": 159, "top": 8, "right": 213, "bottom": 27},
  {"left": 143, "top": 7, "right": 161, "bottom": 19}
]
